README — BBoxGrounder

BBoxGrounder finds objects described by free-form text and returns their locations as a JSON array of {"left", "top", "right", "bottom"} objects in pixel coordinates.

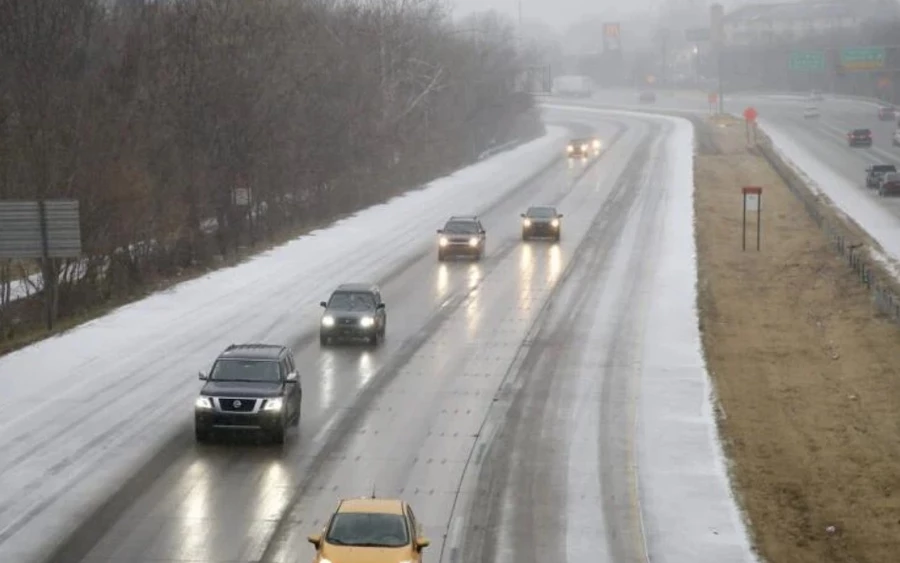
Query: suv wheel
[
  {"left": 437, "top": 250, "right": 444, "bottom": 261},
  {"left": 320, "top": 333, "right": 329, "bottom": 346},
  {"left": 291, "top": 405, "right": 301, "bottom": 427},
  {"left": 522, "top": 231, "right": 529, "bottom": 241},
  {"left": 195, "top": 427, "right": 210, "bottom": 443}
]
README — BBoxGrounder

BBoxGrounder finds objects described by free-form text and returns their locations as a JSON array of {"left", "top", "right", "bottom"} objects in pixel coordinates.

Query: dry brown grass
[{"left": 695, "top": 118, "right": 900, "bottom": 563}]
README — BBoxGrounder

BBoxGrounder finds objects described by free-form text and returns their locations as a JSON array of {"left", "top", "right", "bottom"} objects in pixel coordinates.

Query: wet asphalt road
[{"left": 44, "top": 109, "right": 672, "bottom": 563}]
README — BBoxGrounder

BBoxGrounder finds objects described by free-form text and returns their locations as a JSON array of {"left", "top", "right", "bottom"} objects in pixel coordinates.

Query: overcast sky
[{"left": 447, "top": 0, "right": 634, "bottom": 31}]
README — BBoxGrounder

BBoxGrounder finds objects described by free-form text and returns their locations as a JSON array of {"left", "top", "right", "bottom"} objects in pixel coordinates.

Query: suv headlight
[
  {"left": 263, "top": 397, "right": 283, "bottom": 411},
  {"left": 321, "top": 315, "right": 335, "bottom": 327},
  {"left": 195, "top": 396, "right": 213, "bottom": 409},
  {"left": 522, "top": 218, "right": 531, "bottom": 227},
  {"left": 566, "top": 145, "right": 573, "bottom": 152},
  {"left": 551, "top": 218, "right": 559, "bottom": 227},
  {"left": 439, "top": 236, "right": 448, "bottom": 247},
  {"left": 581, "top": 144, "right": 588, "bottom": 151},
  {"left": 592, "top": 139, "right": 601, "bottom": 149},
  {"left": 360, "top": 316, "right": 375, "bottom": 328},
  {"left": 468, "top": 237, "right": 479, "bottom": 246}
]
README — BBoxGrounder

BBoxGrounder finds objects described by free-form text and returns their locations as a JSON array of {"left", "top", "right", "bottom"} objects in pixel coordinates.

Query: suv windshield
[
  {"left": 853, "top": 129, "right": 871, "bottom": 135},
  {"left": 443, "top": 221, "right": 478, "bottom": 234},
  {"left": 328, "top": 291, "right": 375, "bottom": 311},
  {"left": 526, "top": 207, "right": 555, "bottom": 218},
  {"left": 326, "top": 513, "right": 409, "bottom": 548},
  {"left": 210, "top": 359, "right": 281, "bottom": 382}
]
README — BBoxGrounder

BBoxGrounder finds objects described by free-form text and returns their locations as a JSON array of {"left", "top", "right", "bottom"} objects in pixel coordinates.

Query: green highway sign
[
  {"left": 840, "top": 47, "right": 886, "bottom": 70},
  {"left": 789, "top": 51, "right": 825, "bottom": 71}
]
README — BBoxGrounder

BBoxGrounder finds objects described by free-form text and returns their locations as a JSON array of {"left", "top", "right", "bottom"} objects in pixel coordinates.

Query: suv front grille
[{"left": 218, "top": 398, "right": 257, "bottom": 412}]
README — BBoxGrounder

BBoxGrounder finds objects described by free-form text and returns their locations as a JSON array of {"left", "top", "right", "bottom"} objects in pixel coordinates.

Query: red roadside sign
[
  {"left": 708, "top": 92, "right": 718, "bottom": 104},
  {"left": 743, "top": 107, "right": 758, "bottom": 121}
]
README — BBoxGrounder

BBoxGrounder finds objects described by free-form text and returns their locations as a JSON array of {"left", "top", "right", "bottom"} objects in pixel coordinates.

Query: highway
[
  {"left": 588, "top": 88, "right": 900, "bottom": 221},
  {"left": 33, "top": 109, "right": 676, "bottom": 563}
]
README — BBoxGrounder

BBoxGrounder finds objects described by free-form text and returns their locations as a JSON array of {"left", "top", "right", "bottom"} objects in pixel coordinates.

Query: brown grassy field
[{"left": 695, "top": 116, "right": 900, "bottom": 563}]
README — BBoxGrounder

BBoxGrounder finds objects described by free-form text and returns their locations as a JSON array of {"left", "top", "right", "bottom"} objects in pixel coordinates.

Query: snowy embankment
[
  {"left": 0, "top": 125, "right": 569, "bottom": 563},
  {"left": 638, "top": 115, "right": 758, "bottom": 562},
  {"left": 761, "top": 120, "right": 900, "bottom": 273}
]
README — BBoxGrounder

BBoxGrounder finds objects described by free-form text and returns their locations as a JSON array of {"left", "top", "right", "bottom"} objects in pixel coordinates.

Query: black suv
[
  {"left": 194, "top": 344, "right": 301, "bottom": 444},
  {"left": 639, "top": 91, "right": 656, "bottom": 103},
  {"left": 521, "top": 206, "right": 562, "bottom": 241},
  {"left": 320, "top": 283, "right": 386, "bottom": 345},
  {"left": 437, "top": 216, "right": 486, "bottom": 261},
  {"left": 866, "top": 164, "right": 897, "bottom": 189}
]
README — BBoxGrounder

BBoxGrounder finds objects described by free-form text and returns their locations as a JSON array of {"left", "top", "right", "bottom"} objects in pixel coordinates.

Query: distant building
[{"left": 722, "top": 1, "right": 889, "bottom": 46}]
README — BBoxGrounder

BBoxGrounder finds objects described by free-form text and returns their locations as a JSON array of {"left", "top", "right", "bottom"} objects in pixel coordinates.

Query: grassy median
[{"left": 695, "top": 116, "right": 900, "bottom": 562}]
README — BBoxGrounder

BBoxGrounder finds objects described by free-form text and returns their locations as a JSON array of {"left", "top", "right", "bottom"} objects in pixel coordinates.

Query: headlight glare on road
[
  {"left": 468, "top": 237, "right": 478, "bottom": 247},
  {"left": 439, "top": 236, "right": 449, "bottom": 247},
  {"left": 522, "top": 219, "right": 531, "bottom": 227},
  {"left": 195, "top": 396, "right": 212, "bottom": 409},
  {"left": 263, "top": 397, "right": 283, "bottom": 411},
  {"left": 360, "top": 316, "right": 375, "bottom": 328},
  {"left": 551, "top": 218, "right": 559, "bottom": 227},
  {"left": 321, "top": 315, "right": 335, "bottom": 327}
]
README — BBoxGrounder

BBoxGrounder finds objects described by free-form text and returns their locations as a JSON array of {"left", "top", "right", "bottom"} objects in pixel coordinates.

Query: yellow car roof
[{"left": 337, "top": 498, "right": 405, "bottom": 515}]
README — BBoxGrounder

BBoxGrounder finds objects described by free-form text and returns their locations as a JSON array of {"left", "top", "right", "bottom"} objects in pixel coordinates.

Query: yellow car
[{"left": 307, "top": 497, "right": 430, "bottom": 563}]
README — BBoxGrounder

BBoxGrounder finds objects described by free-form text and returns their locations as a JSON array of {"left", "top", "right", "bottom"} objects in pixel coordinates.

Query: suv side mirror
[
  {"left": 416, "top": 537, "right": 430, "bottom": 550},
  {"left": 319, "top": 301, "right": 327, "bottom": 308},
  {"left": 520, "top": 213, "right": 526, "bottom": 218},
  {"left": 557, "top": 213, "right": 564, "bottom": 218},
  {"left": 376, "top": 303, "right": 385, "bottom": 310},
  {"left": 198, "top": 371, "right": 208, "bottom": 381},
  {"left": 285, "top": 371, "right": 298, "bottom": 383},
  {"left": 307, "top": 534, "right": 322, "bottom": 548},
  {"left": 436, "top": 229, "right": 443, "bottom": 234}
]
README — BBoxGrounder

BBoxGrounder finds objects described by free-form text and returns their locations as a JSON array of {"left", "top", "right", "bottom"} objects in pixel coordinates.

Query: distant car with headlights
[
  {"left": 566, "top": 137, "right": 599, "bottom": 158},
  {"left": 521, "top": 205, "right": 562, "bottom": 241},
  {"left": 893, "top": 129, "right": 900, "bottom": 147},
  {"left": 194, "top": 343, "right": 301, "bottom": 444},
  {"left": 803, "top": 106, "right": 820, "bottom": 119},
  {"left": 847, "top": 128, "right": 872, "bottom": 147},
  {"left": 437, "top": 215, "right": 486, "bottom": 261},
  {"left": 307, "top": 497, "right": 430, "bottom": 563},
  {"left": 639, "top": 91, "right": 656, "bottom": 103},
  {"left": 878, "top": 106, "right": 896, "bottom": 121},
  {"left": 320, "top": 283, "right": 386, "bottom": 346},
  {"left": 809, "top": 89, "right": 824, "bottom": 101}
]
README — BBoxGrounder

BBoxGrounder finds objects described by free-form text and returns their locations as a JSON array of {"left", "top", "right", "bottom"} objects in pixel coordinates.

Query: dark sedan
[{"left": 847, "top": 129, "right": 872, "bottom": 147}]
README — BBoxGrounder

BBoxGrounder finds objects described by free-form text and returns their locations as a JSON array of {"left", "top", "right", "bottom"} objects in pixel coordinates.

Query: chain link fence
[{"left": 755, "top": 131, "right": 900, "bottom": 323}]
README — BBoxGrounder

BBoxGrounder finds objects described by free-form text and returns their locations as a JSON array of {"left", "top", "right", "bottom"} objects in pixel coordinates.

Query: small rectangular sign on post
[{"left": 741, "top": 186, "right": 762, "bottom": 251}]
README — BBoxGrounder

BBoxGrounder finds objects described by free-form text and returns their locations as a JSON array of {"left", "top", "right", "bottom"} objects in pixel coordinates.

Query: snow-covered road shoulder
[
  {"left": 0, "top": 125, "right": 570, "bottom": 563},
  {"left": 638, "top": 117, "right": 758, "bottom": 562},
  {"left": 542, "top": 103, "right": 758, "bottom": 562}
]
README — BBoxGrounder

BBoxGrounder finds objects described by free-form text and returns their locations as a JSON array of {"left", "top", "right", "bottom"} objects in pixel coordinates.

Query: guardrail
[{"left": 755, "top": 130, "right": 900, "bottom": 324}]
